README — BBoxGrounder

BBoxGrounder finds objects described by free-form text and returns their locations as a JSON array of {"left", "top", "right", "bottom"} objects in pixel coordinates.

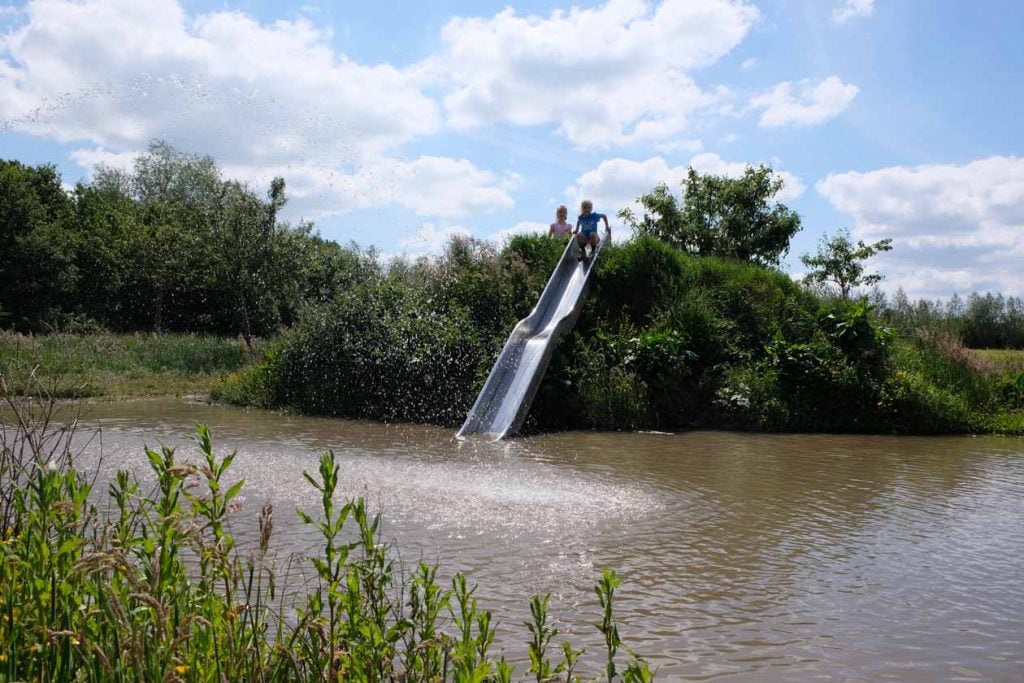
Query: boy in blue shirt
[{"left": 574, "top": 199, "right": 610, "bottom": 261}]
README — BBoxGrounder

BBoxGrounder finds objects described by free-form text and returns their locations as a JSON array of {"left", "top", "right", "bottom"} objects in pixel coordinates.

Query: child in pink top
[{"left": 548, "top": 205, "right": 573, "bottom": 239}]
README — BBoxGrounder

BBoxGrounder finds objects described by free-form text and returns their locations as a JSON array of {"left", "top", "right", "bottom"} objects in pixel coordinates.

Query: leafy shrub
[
  {"left": 878, "top": 368, "right": 971, "bottom": 434},
  {"left": 712, "top": 362, "right": 791, "bottom": 431},
  {"left": 220, "top": 234, "right": 1007, "bottom": 435},
  {"left": 571, "top": 339, "right": 647, "bottom": 430},
  {"left": 269, "top": 282, "right": 488, "bottom": 424},
  {"left": 0, "top": 398, "right": 656, "bottom": 681}
]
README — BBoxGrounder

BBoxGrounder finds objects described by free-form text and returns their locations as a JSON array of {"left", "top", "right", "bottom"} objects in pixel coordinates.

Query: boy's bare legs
[{"left": 576, "top": 232, "right": 601, "bottom": 261}]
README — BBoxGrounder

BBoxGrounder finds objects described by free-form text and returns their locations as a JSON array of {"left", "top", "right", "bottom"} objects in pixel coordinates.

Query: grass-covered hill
[
  {"left": 214, "top": 235, "right": 1024, "bottom": 435},
  {"left": 5, "top": 148, "right": 1022, "bottom": 435}
]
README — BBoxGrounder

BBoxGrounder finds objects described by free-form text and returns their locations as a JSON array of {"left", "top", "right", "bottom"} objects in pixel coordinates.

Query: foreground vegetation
[
  {"left": 0, "top": 332, "right": 255, "bottom": 398},
  {"left": 0, "top": 390, "right": 654, "bottom": 682}
]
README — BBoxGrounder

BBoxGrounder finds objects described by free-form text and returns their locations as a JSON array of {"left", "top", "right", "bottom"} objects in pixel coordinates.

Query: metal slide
[{"left": 458, "top": 228, "right": 611, "bottom": 440}]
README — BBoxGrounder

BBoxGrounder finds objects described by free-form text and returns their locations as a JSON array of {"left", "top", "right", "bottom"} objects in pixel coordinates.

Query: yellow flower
[
  {"left": 0, "top": 654, "right": 6, "bottom": 663},
  {"left": 175, "top": 664, "right": 190, "bottom": 674},
  {"left": 69, "top": 637, "right": 80, "bottom": 646}
]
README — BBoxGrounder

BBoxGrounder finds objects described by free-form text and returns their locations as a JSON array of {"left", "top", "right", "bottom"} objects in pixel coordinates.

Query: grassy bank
[
  {"left": 972, "top": 348, "right": 1024, "bottom": 373},
  {"left": 215, "top": 235, "right": 1024, "bottom": 435},
  {"left": 0, "top": 332, "right": 256, "bottom": 398},
  {"left": 0, "top": 397, "right": 654, "bottom": 682}
]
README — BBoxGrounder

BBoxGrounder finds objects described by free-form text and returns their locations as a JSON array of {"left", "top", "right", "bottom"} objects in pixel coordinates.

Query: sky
[{"left": 1, "top": 0, "right": 1022, "bottom": 299}]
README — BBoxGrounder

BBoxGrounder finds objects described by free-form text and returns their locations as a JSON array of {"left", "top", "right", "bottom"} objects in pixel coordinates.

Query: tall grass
[
  {"left": 0, "top": 387, "right": 655, "bottom": 681},
  {"left": 0, "top": 331, "right": 254, "bottom": 397}
]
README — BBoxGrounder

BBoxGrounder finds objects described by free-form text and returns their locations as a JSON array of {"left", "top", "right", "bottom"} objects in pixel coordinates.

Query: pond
[{"left": 66, "top": 398, "right": 1024, "bottom": 681}]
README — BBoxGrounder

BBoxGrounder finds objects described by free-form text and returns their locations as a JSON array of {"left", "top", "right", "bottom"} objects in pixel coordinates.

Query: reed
[
  {"left": 0, "top": 331, "right": 254, "bottom": 398},
  {"left": 0, "top": 390, "right": 655, "bottom": 682}
]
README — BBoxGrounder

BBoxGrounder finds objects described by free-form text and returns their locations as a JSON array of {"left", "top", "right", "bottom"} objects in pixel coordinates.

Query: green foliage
[
  {"left": 620, "top": 166, "right": 801, "bottom": 266},
  {"left": 568, "top": 333, "right": 648, "bottom": 431},
  {"left": 0, "top": 160, "right": 76, "bottom": 329},
  {"left": 800, "top": 228, "right": 893, "bottom": 300},
  {"left": 6, "top": 145, "right": 1021, "bottom": 435},
  {"left": 269, "top": 280, "right": 489, "bottom": 424},
  {"left": 218, "top": 234, "right": 999, "bottom": 435},
  {"left": 876, "top": 289, "right": 1024, "bottom": 350},
  {"left": 525, "top": 594, "right": 558, "bottom": 682},
  {"left": 595, "top": 569, "right": 653, "bottom": 683},
  {"left": 0, "top": 403, "right": 657, "bottom": 681},
  {"left": 1, "top": 144, "right": 365, "bottom": 337},
  {"left": 0, "top": 331, "right": 254, "bottom": 398}
]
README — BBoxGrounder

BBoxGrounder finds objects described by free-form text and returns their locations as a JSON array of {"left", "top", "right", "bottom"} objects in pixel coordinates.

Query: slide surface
[{"left": 458, "top": 229, "right": 610, "bottom": 440}]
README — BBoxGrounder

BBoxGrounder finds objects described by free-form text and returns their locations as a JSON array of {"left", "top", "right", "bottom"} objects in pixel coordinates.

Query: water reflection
[{"left": 61, "top": 399, "right": 1024, "bottom": 681}]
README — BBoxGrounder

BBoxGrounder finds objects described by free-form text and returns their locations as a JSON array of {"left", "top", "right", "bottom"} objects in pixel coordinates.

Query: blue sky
[{"left": 2, "top": 0, "right": 1022, "bottom": 298}]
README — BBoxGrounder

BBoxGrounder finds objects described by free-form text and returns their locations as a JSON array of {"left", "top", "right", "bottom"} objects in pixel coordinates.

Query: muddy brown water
[{"left": 52, "top": 399, "right": 1024, "bottom": 680}]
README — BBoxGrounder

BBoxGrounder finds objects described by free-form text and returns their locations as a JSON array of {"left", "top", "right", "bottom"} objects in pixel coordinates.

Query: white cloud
[
  {"left": 424, "top": 0, "right": 760, "bottom": 148},
  {"left": 750, "top": 76, "right": 859, "bottom": 127},
  {"left": 492, "top": 221, "right": 547, "bottom": 245},
  {"left": 567, "top": 153, "right": 804, "bottom": 219},
  {"left": 566, "top": 157, "right": 691, "bottom": 219},
  {"left": 833, "top": 0, "right": 875, "bottom": 24},
  {"left": 1, "top": 0, "right": 439, "bottom": 161},
  {"left": 68, "top": 147, "right": 516, "bottom": 220},
  {"left": 398, "top": 223, "right": 472, "bottom": 257},
  {"left": 0, "top": 1, "right": 524, "bottom": 220},
  {"left": 343, "top": 158, "right": 517, "bottom": 218},
  {"left": 817, "top": 156, "right": 1024, "bottom": 297},
  {"left": 70, "top": 146, "right": 138, "bottom": 173},
  {"left": 219, "top": 156, "right": 518, "bottom": 220},
  {"left": 741, "top": 57, "right": 758, "bottom": 70}
]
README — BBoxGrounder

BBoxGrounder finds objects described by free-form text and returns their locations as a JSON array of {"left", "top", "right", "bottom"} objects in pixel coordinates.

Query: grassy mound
[{"left": 216, "top": 236, "right": 1020, "bottom": 435}]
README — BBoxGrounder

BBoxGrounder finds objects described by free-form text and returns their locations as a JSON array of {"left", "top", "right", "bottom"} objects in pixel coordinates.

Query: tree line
[
  {"left": 874, "top": 289, "right": 1024, "bottom": 349},
  {"left": 1, "top": 142, "right": 368, "bottom": 344},
  {"left": 5, "top": 145, "right": 1023, "bottom": 350}
]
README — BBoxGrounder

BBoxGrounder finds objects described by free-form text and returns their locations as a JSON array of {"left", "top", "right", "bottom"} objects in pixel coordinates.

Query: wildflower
[
  {"left": 69, "top": 636, "right": 80, "bottom": 646},
  {"left": 175, "top": 664, "right": 190, "bottom": 674}
]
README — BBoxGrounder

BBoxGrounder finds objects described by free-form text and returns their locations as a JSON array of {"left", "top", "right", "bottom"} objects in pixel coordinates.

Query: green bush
[
  {"left": 712, "top": 362, "right": 790, "bottom": 431},
  {"left": 219, "top": 235, "right": 1006, "bottom": 435},
  {"left": 269, "top": 282, "right": 488, "bottom": 424}
]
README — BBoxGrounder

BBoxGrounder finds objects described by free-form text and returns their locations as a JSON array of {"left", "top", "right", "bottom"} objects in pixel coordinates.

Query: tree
[
  {"left": 3, "top": 140, "right": 371, "bottom": 334},
  {"left": 214, "top": 177, "right": 299, "bottom": 346},
  {"left": 0, "top": 160, "right": 76, "bottom": 329},
  {"left": 800, "top": 228, "right": 893, "bottom": 300},
  {"left": 125, "top": 142, "right": 222, "bottom": 333},
  {"left": 620, "top": 165, "right": 802, "bottom": 266}
]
